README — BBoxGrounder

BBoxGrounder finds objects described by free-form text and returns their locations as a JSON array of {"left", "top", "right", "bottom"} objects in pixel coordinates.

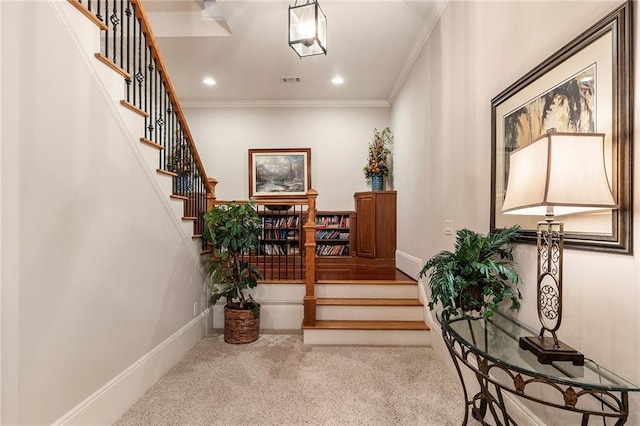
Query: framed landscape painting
[
  {"left": 490, "top": 1, "right": 632, "bottom": 253},
  {"left": 248, "top": 148, "right": 311, "bottom": 198}
]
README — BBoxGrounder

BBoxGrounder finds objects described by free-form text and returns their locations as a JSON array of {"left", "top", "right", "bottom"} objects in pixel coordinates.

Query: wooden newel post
[
  {"left": 206, "top": 177, "right": 218, "bottom": 212},
  {"left": 303, "top": 189, "right": 318, "bottom": 327}
]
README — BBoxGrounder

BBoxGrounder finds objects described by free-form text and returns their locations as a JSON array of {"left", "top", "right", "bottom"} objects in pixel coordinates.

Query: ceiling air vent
[{"left": 281, "top": 77, "right": 301, "bottom": 83}]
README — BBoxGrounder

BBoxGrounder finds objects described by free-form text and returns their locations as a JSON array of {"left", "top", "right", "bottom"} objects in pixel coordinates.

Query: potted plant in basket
[
  {"left": 419, "top": 226, "right": 522, "bottom": 321},
  {"left": 203, "top": 201, "right": 264, "bottom": 344},
  {"left": 363, "top": 127, "right": 393, "bottom": 191}
]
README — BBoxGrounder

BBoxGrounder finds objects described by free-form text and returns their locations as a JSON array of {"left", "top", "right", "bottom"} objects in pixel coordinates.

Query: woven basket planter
[{"left": 224, "top": 305, "right": 260, "bottom": 344}]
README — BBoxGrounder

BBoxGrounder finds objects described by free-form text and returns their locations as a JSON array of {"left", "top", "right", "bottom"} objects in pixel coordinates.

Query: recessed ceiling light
[
  {"left": 203, "top": 77, "right": 216, "bottom": 86},
  {"left": 332, "top": 76, "right": 344, "bottom": 85}
]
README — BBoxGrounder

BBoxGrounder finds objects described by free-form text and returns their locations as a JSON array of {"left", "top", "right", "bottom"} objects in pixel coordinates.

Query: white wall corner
[{"left": 53, "top": 310, "right": 211, "bottom": 426}]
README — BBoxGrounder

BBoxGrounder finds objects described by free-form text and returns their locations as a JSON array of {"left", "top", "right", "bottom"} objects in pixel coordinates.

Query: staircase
[
  {"left": 65, "top": 0, "right": 214, "bottom": 254},
  {"left": 303, "top": 278, "right": 430, "bottom": 345}
]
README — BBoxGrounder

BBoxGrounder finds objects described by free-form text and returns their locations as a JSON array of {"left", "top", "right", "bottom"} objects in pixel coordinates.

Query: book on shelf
[
  {"left": 316, "top": 244, "right": 349, "bottom": 256},
  {"left": 263, "top": 229, "right": 299, "bottom": 241},
  {"left": 316, "top": 229, "right": 344, "bottom": 240},
  {"left": 315, "top": 215, "right": 350, "bottom": 229},
  {"left": 262, "top": 215, "right": 299, "bottom": 229},
  {"left": 288, "top": 246, "right": 300, "bottom": 255}
]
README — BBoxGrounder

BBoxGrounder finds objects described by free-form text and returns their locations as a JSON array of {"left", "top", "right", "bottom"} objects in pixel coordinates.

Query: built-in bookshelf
[
  {"left": 315, "top": 211, "right": 354, "bottom": 256},
  {"left": 258, "top": 210, "right": 302, "bottom": 256}
]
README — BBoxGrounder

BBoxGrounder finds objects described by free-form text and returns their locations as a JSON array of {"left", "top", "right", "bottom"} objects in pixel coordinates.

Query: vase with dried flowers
[{"left": 363, "top": 127, "right": 393, "bottom": 191}]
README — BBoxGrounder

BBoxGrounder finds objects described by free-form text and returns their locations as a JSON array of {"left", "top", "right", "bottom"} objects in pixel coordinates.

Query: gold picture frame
[{"left": 248, "top": 148, "right": 312, "bottom": 199}]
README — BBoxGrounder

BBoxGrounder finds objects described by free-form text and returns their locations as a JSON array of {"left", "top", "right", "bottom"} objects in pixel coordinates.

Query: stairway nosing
[
  {"left": 316, "top": 279, "right": 417, "bottom": 285},
  {"left": 317, "top": 297, "right": 423, "bottom": 306},
  {"left": 303, "top": 319, "right": 429, "bottom": 331}
]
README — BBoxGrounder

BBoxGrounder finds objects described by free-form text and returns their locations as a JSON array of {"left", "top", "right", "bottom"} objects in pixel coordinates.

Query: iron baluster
[
  {"left": 148, "top": 57, "right": 156, "bottom": 142},
  {"left": 135, "top": 10, "right": 144, "bottom": 113},
  {"left": 95, "top": 0, "right": 102, "bottom": 21},
  {"left": 119, "top": 0, "right": 124, "bottom": 70},
  {"left": 124, "top": 1, "right": 131, "bottom": 101},
  {"left": 144, "top": 44, "right": 152, "bottom": 139},
  {"left": 103, "top": 0, "right": 108, "bottom": 58},
  {"left": 109, "top": 0, "right": 119, "bottom": 62}
]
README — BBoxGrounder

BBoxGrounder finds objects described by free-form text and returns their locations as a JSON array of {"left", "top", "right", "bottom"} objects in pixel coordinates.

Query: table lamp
[{"left": 501, "top": 131, "right": 617, "bottom": 365}]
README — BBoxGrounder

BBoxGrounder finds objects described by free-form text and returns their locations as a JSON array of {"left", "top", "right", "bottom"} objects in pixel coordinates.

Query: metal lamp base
[{"left": 519, "top": 336, "right": 584, "bottom": 366}]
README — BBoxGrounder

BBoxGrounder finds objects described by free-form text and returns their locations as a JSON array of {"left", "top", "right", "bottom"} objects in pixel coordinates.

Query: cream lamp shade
[{"left": 501, "top": 132, "right": 617, "bottom": 216}]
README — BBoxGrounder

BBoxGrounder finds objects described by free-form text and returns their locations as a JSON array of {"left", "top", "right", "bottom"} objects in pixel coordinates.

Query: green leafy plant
[
  {"left": 203, "top": 201, "right": 263, "bottom": 316},
  {"left": 363, "top": 127, "right": 394, "bottom": 181},
  {"left": 419, "top": 226, "right": 521, "bottom": 320}
]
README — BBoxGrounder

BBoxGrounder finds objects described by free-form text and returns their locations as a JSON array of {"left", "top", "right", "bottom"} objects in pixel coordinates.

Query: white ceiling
[{"left": 144, "top": 0, "right": 446, "bottom": 106}]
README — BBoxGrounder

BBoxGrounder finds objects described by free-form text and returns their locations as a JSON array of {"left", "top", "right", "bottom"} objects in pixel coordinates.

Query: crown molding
[
  {"left": 388, "top": 0, "right": 449, "bottom": 105},
  {"left": 181, "top": 99, "right": 390, "bottom": 108}
]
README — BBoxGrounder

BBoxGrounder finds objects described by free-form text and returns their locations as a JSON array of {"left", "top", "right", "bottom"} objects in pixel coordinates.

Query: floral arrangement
[{"left": 363, "top": 127, "right": 394, "bottom": 181}]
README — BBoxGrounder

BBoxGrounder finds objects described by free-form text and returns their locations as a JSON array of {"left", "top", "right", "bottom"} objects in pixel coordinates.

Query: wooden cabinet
[{"left": 354, "top": 191, "right": 396, "bottom": 259}]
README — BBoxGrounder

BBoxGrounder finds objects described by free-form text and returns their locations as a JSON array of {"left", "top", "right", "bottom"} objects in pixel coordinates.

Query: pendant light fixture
[{"left": 288, "top": 0, "right": 327, "bottom": 58}]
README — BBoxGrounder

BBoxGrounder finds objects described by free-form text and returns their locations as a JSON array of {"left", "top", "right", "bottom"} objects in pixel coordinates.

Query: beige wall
[
  {"left": 1, "top": 2, "right": 207, "bottom": 424},
  {"left": 392, "top": 1, "right": 639, "bottom": 423},
  {"left": 185, "top": 106, "right": 391, "bottom": 210}
]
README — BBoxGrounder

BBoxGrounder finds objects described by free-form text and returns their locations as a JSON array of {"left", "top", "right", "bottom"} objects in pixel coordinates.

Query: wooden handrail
[
  {"left": 213, "top": 198, "right": 315, "bottom": 206},
  {"left": 129, "top": 0, "right": 213, "bottom": 195}
]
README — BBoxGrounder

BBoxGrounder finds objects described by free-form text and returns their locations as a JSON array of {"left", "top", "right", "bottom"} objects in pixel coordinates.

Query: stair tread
[
  {"left": 317, "top": 279, "right": 417, "bottom": 285},
  {"left": 317, "top": 298, "right": 422, "bottom": 306},
  {"left": 303, "top": 320, "right": 429, "bottom": 331}
]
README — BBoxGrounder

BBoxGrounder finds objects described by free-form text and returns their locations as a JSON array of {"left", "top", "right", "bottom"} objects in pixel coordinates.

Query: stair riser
[
  {"left": 181, "top": 221, "right": 194, "bottom": 237},
  {"left": 138, "top": 143, "right": 162, "bottom": 177},
  {"left": 303, "top": 329, "right": 430, "bottom": 346},
  {"left": 317, "top": 305, "right": 423, "bottom": 321},
  {"left": 316, "top": 284, "right": 418, "bottom": 299},
  {"left": 169, "top": 199, "right": 186, "bottom": 221}
]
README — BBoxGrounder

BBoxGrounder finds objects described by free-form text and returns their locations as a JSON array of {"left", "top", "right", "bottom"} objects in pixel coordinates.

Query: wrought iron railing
[
  {"left": 68, "top": 0, "right": 213, "bottom": 246},
  {"left": 68, "top": 0, "right": 319, "bottom": 324}
]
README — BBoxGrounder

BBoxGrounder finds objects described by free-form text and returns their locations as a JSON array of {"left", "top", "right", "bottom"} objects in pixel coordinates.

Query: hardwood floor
[{"left": 316, "top": 267, "right": 416, "bottom": 281}]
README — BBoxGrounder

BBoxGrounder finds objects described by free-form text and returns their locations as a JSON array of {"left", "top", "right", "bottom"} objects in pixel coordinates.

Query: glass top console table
[{"left": 441, "top": 312, "right": 640, "bottom": 425}]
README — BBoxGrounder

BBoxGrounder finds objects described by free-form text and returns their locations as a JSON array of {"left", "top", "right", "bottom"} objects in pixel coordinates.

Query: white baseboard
[
  {"left": 396, "top": 250, "right": 423, "bottom": 280},
  {"left": 53, "top": 312, "right": 210, "bottom": 425}
]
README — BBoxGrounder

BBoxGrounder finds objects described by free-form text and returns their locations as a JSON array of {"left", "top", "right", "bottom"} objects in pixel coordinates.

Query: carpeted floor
[{"left": 115, "top": 333, "right": 468, "bottom": 425}]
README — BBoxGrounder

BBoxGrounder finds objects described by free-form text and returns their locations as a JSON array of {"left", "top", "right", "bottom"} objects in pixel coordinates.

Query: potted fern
[
  {"left": 203, "top": 201, "right": 263, "bottom": 344},
  {"left": 419, "top": 226, "right": 521, "bottom": 321}
]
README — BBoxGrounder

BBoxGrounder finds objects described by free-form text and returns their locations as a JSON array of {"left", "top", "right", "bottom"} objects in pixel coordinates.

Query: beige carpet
[{"left": 115, "top": 333, "right": 467, "bottom": 425}]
